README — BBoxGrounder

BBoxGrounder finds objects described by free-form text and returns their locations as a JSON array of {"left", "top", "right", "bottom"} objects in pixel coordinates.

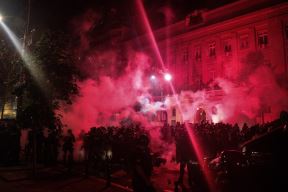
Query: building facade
[{"left": 126, "top": 0, "right": 288, "bottom": 124}]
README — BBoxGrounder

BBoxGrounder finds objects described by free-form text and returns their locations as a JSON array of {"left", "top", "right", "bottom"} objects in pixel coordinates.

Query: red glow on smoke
[
  {"left": 185, "top": 122, "right": 216, "bottom": 191},
  {"left": 60, "top": 51, "right": 154, "bottom": 135},
  {"left": 159, "top": 5, "right": 175, "bottom": 25},
  {"left": 135, "top": 1, "right": 216, "bottom": 191},
  {"left": 135, "top": 0, "right": 166, "bottom": 70},
  {"left": 173, "top": 96, "right": 216, "bottom": 192},
  {"left": 59, "top": 3, "right": 288, "bottom": 190},
  {"left": 70, "top": 9, "right": 102, "bottom": 53}
]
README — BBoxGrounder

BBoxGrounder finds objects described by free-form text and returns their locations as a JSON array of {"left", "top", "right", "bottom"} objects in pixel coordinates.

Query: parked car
[
  {"left": 209, "top": 150, "right": 248, "bottom": 184},
  {"left": 209, "top": 125, "right": 288, "bottom": 191}
]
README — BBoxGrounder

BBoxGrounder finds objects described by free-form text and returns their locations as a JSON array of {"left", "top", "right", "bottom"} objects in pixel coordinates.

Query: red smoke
[
  {"left": 213, "top": 65, "right": 288, "bottom": 125},
  {"left": 172, "top": 64, "right": 288, "bottom": 126},
  {"left": 60, "top": 51, "right": 156, "bottom": 135},
  {"left": 59, "top": 7, "right": 288, "bottom": 165}
]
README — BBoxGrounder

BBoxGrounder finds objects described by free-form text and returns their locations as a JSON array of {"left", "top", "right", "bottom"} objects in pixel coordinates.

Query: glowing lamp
[
  {"left": 0, "top": 15, "right": 3, "bottom": 22},
  {"left": 150, "top": 75, "right": 156, "bottom": 80},
  {"left": 107, "top": 150, "right": 113, "bottom": 159},
  {"left": 212, "top": 115, "right": 220, "bottom": 124},
  {"left": 164, "top": 73, "right": 172, "bottom": 81}
]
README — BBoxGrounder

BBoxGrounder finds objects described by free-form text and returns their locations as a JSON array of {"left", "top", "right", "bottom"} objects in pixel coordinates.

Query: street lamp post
[
  {"left": 149, "top": 72, "right": 172, "bottom": 100},
  {"left": 163, "top": 72, "right": 172, "bottom": 97},
  {"left": 164, "top": 73, "right": 172, "bottom": 82}
]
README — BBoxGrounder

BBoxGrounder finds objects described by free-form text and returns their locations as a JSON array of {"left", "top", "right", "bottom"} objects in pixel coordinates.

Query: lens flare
[
  {"left": 135, "top": 0, "right": 216, "bottom": 191},
  {"left": 0, "top": 22, "right": 23, "bottom": 53},
  {"left": 0, "top": 21, "right": 46, "bottom": 91}
]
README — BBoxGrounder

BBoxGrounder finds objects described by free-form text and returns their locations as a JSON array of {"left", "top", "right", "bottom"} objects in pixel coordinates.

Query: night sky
[{"left": 0, "top": 0, "right": 237, "bottom": 31}]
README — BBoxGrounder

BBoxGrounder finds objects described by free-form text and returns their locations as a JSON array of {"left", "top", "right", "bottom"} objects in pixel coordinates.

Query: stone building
[{"left": 125, "top": 0, "right": 288, "bottom": 124}]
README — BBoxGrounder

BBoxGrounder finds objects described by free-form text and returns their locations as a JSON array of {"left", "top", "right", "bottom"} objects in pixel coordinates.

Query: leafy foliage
[
  {"left": 0, "top": 36, "right": 23, "bottom": 119},
  {"left": 19, "top": 30, "right": 80, "bottom": 129}
]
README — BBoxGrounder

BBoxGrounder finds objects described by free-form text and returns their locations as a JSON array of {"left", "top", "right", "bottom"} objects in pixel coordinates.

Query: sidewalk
[
  {"left": 109, "top": 164, "right": 180, "bottom": 192},
  {"left": 0, "top": 164, "right": 131, "bottom": 192},
  {"left": 0, "top": 176, "right": 132, "bottom": 192},
  {"left": 0, "top": 163, "right": 44, "bottom": 181},
  {"left": 0, "top": 163, "right": 184, "bottom": 192}
]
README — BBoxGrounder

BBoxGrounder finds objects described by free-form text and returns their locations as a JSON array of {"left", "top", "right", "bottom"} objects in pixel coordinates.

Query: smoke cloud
[
  {"left": 60, "top": 51, "right": 157, "bottom": 134},
  {"left": 59, "top": 9, "right": 288, "bottom": 162},
  {"left": 173, "top": 65, "right": 288, "bottom": 126}
]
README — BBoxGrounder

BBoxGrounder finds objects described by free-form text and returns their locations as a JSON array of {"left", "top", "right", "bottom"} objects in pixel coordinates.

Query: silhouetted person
[
  {"left": 279, "top": 110, "right": 288, "bottom": 125},
  {"left": 46, "top": 129, "right": 59, "bottom": 164},
  {"left": 9, "top": 121, "right": 21, "bottom": 164},
  {"left": 25, "top": 129, "right": 33, "bottom": 162},
  {"left": 175, "top": 126, "right": 202, "bottom": 190},
  {"left": 130, "top": 134, "right": 155, "bottom": 192},
  {"left": 83, "top": 127, "right": 100, "bottom": 176},
  {"left": 62, "top": 129, "right": 75, "bottom": 170}
]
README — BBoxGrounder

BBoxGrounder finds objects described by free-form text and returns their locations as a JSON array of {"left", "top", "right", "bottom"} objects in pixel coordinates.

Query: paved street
[
  {"left": 0, "top": 164, "right": 131, "bottom": 192},
  {"left": 0, "top": 163, "right": 189, "bottom": 192}
]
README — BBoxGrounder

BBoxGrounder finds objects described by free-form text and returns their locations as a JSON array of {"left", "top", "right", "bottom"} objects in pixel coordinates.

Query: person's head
[
  {"left": 90, "top": 127, "right": 97, "bottom": 132},
  {"left": 67, "top": 129, "right": 73, "bottom": 134},
  {"left": 138, "top": 134, "right": 149, "bottom": 147},
  {"left": 280, "top": 110, "right": 288, "bottom": 123}
]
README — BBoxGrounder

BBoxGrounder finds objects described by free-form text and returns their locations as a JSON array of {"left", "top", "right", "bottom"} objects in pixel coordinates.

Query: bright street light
[
  {"left": 150, "top": 75, "right": 156, "bottom": 80},
  {"left": 164, "top": 73, "right": 172, "bottom": 81},
  {"left": 0, "top": 14, "right": 3, "bottom": 22}
]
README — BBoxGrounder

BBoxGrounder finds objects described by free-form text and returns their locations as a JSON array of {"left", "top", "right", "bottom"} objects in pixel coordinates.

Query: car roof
[{"left": 240, "top": 126, "right": 287, "bottom": 151}]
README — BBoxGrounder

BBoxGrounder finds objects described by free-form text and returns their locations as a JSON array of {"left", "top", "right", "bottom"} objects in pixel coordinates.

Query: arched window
[{"left": 172, "top": 108, "right": 176, "bottom": 117}]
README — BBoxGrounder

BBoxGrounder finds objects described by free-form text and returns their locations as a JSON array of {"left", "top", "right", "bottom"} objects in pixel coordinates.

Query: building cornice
[
  {"left": 163, "top": 2, "right": 288, "bottom": 44},
  {"left": 126, "top": 1, "right": 288, "bottom": 48}
]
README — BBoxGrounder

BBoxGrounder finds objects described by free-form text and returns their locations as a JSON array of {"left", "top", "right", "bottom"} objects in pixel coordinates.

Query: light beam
[
  {"left": 0, "top": 20, "right": 46, "bottom": 92},
  {"left": 135, "top": 0, "right": 216, "bottom": 191}
]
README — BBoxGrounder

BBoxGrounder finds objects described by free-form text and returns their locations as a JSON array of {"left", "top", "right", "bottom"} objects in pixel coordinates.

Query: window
[
  {"left": 209, "top": 42, "right": 216, "bottom": 57},
  {"left": 224, "top": 41, "right": 232, "bottom": 56},
  {"left": 209, "top": 70, "right": 216, "bottom": 81},
  {"left": 1, "top": 96, "right": 17, "bottom": 119},
  {"left": 257, "top": 31, "right": 268, "bottom": 48},
  {"left": 157, "top": 111, "right": 167, "bottom": 122},
  {"left": 172, "top": 108, "right": 176, "bottom": 117},
  {"left": 195, "top": 46, "right": 201, "bottom": 61},
  {"left": 183, "top": 48, "right": 189, "bottom": 62},
  {"left": 239, "top": 35, "right": 249, "bottom": 49}
]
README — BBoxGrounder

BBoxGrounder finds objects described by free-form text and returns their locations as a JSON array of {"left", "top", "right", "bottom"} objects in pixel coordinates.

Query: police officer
[
  {"left": 130, "top": 134, "right": 155, "bottom": 192},
  {"left": 175, "top": 125, "right": 200, "bottom": 189},
  {"left": 62, "top": 129, "right": 75, "bottom": 169}
]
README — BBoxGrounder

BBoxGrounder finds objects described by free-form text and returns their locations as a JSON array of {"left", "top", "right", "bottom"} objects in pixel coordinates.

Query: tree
[
  {"left": 0, "top": 36, "right": 23, "bottom": 119},
  {"left": 19, "top": 30, "right": 80, "bottom": 130}
]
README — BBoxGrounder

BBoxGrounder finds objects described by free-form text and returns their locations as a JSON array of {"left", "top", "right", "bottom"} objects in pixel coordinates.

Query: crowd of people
[
  {"left": 0, "top": 110, "right": 287, "bottom": 191},
  {"left": 0, "top": 119, "right": 20, "bottom": 164}
]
